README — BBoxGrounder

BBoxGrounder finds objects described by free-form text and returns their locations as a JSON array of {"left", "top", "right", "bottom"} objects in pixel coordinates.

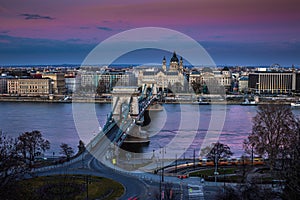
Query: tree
[
  {"left": 215, "top": 183, "right": 280, "bottom": 200},
  {"left": 96, "top": 79, "right": 107, "bottom": 95},
  {"left": 0, "top": 132, "right": 28, "bottom": 197},
  {"left": 191, "top": 80, "right": 202, "bottom": 94},
  {"left": 77, "top": 140, "right": 85, "bottom": 155},
  {"left": 60, "top": 143, "right": 74, "bottom": 161},
  {"left": 281, "top": 120, "right": 300, "bottom": 200},
  {"left": 244, "top": 105, "right": 297, "bottom": 171},
  {"left": 17, "top": 130, "right": 50, "bottom": 167},
  {"left": 200, "top": 141, "right": 233, "bottom": 171}
]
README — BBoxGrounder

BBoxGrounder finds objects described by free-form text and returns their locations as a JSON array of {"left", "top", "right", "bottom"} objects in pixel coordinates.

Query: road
[
  {"left": 34, "top": 121, "right": 210, "bottom": 199},
  {"left": 36, "top": 152, "right": 152, "bottom": 199}
]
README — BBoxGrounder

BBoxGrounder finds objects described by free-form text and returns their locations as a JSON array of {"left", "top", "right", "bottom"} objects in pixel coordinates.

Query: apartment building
[{"left": 7, "top": 78, "right": 52, "bottom": 96}]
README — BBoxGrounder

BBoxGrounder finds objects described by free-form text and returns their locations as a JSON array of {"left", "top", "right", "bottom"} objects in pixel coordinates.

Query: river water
[{"left": 1, "top": 102, "right": 298, "bottom": 158}]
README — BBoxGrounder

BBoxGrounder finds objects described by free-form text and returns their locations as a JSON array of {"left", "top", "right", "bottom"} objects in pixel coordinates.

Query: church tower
[
  {"left": 162, "top": 56, "right": 167, "bottom": 71},
  {"left": 179, "top": 56, "right": 183, "bottom": 72}
]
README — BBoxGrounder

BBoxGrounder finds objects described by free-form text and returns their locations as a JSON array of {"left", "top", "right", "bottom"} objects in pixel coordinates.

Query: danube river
[{"left": 1, "top": 102, "right": 299, "bottom": 158}]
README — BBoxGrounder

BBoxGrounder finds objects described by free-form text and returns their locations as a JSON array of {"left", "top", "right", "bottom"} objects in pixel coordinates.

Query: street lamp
[
  {"left": 251, "top": 143, "right": 254, "bottom": 166},
  {"left": 160, "top": 147, "right": 166, "bottom": 182},
  {"left": 159, "top": 146, "right": 166, "bottom": 200},
  {"left": 193, "top": 149, "right": 196, "bottom": 169},
  {"left": 214, "top": 155, "right": 219, "bottom": 183},
  {"left": 175, "top": 154, "right": 177, "bottom": 174}
]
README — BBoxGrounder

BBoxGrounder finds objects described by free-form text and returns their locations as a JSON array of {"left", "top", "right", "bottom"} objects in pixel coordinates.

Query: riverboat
[
  {"left": 291, "top": 101, "right": 300, "bottom": 108},
  {"left": 240, "top": 98, "right": 257, "bottom": 106}
]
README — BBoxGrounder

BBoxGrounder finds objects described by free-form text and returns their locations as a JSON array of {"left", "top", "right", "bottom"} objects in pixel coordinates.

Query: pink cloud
[{"left": 0, "top": 0, "right": 299, "bottom": 43}]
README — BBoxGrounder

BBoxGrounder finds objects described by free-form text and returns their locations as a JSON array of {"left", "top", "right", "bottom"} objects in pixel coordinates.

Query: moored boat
[
  {"left": 291, "top": 101, "right": 300, "bottom": 108},
  {"left": 240, "top": 98, "right": 257, "bottom": 106},
  {"left": 192, "top": 97, "right": 210, "bottom": 105}
]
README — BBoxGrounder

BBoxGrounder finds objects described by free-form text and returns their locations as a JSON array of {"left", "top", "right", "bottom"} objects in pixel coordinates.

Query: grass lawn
[
  {"left": 190, "top": 167, "right": 236, "bottom": 177},
  {"left": 15, "top": 175, "right": 124, "bottom": 200},
  {"left": 189, "top": 166, "right": 275, "bottom": 183},
  {"left": 189, "top": 167, "right": 246, "bottom": 182}
]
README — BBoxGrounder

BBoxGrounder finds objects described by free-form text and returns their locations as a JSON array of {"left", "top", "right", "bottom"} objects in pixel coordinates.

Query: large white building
[{"left": 137, "top": 52, "right": 185, "bottom": 91}]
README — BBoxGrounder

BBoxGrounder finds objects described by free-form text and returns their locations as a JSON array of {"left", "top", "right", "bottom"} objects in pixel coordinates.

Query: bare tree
[
  {"left": 200, "top": 141, "right": 233, "bottom": 171},
  {"left": 60, "top": 143, "right": 74, "bottom": 161},
  {"left": 0, "top": 132, "right": 28, "bottom": 197},
  {"left": 17, "top": 130, "right": 50, "bottom": 167},
  {"left": 281, "top": 120, "right": 300, "bottom": 200},
  {"left": 244, "top": 104, "right": 297, "bottom": 171},
  {"left": 215, "top": 183, "right": 280, "bottom": 200}
]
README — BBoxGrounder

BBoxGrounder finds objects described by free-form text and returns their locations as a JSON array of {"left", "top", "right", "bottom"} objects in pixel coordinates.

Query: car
[
  {"left": 178, "top": 174, "right": 189, "bottom": 179},
  {"left": 128, "top": 196, "right": 139, "bottom": 200}
]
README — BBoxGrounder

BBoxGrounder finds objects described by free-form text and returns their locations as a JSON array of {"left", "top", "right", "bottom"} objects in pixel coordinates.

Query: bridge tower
[
  {"left": 142, "top": 82, "right": 158, "bottom": 97},
  {"left": 111, "top": 86, "right": 140, "bottom": 121}
]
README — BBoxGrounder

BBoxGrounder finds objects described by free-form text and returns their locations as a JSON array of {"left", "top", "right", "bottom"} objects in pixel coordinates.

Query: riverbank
[
  {"left": 0, "top": 95, "right": 295, "bottom": 105},
  {"left": 0, "top": 96, "right": 111, "bottom": 103}
]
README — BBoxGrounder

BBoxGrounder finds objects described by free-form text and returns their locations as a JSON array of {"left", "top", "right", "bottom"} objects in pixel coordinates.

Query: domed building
[
  {"left": 137, "top": 51, "right": 185, "bottom": 91},
  {"left": 168, "top": 52, "right": 184, "bottom": 72}
]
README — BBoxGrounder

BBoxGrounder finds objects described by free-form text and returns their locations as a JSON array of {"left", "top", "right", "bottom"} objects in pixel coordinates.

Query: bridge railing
[{"left": 86, "top": 120, "right": 116, "bottom": 152}]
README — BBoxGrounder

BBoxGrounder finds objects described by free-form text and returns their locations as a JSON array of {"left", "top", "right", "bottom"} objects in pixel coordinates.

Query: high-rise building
[{"left": 248, "top": 71, "right": 295, "bottom": 94}]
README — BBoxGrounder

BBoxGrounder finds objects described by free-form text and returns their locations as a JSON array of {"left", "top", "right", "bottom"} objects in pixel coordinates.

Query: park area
[{"left": 3, "top": 175, "right": 124, "bottom": 200}]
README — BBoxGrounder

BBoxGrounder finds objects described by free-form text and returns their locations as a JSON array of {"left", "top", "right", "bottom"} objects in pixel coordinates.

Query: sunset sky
[{"left": 0, "top": 0, "right": 299, "bottom": 66}]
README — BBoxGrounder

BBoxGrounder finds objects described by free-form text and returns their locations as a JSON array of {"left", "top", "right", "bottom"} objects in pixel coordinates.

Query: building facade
[
  {"left": 238, "top": 76, "right": 249, "bottom": 93},
  {"left": 7, "top": 78, "right": 52, "bottom": 96},
  {"left": 80, "top": 70, "right": 136, "bottom": 93},
  {"left": 248, "top": 72, "right": 295, "bottom": 94},
  {"left": 199, "top": 67, "right": 233, "bottom": 93},
  {"left": 65, "top": 76, "right": 78, "bottom": 94},
  {"left": 42, "top": 73, "right": 65, "bottom": 94},
  {"left": 0, "top": 74, "right": 13, "bottom": 94}
]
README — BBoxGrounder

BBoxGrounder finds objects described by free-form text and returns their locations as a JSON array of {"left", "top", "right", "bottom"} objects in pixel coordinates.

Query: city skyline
[{"left": 0, "top": 0, "right": 300, "bottom": 66}]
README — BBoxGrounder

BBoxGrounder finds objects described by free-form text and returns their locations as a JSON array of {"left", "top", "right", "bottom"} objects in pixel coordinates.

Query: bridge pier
[{"left": 122, "top": 125, "right": 150, "bottom": 144}]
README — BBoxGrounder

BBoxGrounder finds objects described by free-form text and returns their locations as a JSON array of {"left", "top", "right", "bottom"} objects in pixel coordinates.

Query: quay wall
[{"left": 0, "top": 95, "right": 296, "bottom": 105}]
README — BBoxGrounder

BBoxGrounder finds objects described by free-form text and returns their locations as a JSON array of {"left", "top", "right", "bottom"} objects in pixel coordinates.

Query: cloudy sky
[{"left": 0, "top": 0, "right": 299, "bottom": 66}]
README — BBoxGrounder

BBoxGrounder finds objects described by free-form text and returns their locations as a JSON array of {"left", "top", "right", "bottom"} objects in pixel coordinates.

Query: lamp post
[
  {"left": 159, "top": 146, "right": 166, "bottom": 200},
  {"left": 214, "top": 155, "right": 218, "bottom": 183},
  {"left": 223, "top": 167, "right": 225, "bottom": 193},
  {"left": 152, "top": 149, "right": 155, "bottom": 159},
  {"left": 193, "top": 149, "right": 196, "bottom": 169},
  {"left": 175, "top": 154, "right": 177, "bottom": 174},
  {"left": 251, "top": 143, "right": 254, "bottom": 166},
  {"left": 160, "top": 147, "right": 166, "bottom": 182}
]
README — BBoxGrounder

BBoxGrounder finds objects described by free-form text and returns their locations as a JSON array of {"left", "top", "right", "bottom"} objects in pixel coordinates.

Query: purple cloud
[
  {"left": 20, "top": 13, "right": 55, "bottom": 20},
  {"left": 97, "top": 26, "right": 113, "bottom": 31}
]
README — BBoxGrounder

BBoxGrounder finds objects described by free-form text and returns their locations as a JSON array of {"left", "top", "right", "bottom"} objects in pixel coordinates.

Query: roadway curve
[{"left": 35, "top": 152, "right": 150, "bottom": 199}]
